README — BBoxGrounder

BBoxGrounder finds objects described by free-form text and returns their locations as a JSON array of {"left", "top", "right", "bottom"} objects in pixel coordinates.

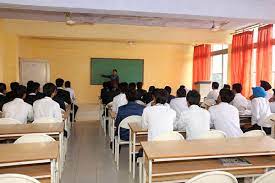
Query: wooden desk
[
  {"left": 141, "top": 136, "right": 275, "bottom": 183},
  {"left": 0, "top": 123, "right": 65, "bottom": 178},
  {"left": 129, "top": 122, "right": 148, "bottom": 178},
  {"left": 0, "top": 142, "right": 59, "bottom": 183}
]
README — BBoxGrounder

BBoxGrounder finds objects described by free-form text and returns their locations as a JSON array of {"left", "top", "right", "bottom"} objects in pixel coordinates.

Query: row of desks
[{"left": 0, "top": 122, "right": 65, "bottom": 183}]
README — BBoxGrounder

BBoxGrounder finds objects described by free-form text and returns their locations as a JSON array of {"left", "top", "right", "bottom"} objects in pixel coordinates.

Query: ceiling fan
[{"left": 210, "top": 21, "right": 230, "bottom": 32}]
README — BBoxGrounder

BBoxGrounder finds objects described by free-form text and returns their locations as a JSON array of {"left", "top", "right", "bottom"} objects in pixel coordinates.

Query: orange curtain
[
  {"left": 231, "top": 31, "right": 254, "bottom": 97},
  {"left": 192, "top": 44, "right": 211, "bottom": 88},
  {"left": 256, "top": 24, "right": 273, "bottom": 85}
]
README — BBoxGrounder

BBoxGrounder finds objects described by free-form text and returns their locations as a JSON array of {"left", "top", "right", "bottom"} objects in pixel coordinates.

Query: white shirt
[
  {"left": 231, "top": 93, "right": 251, "bottom": 114},
  {"left": 209, "top": 102, "right": 243, "bottom": 137},
  {"left": 178, "top": 105, "right": 210, "bottom": 140},
  {"left": 142, "top": 104, "right": 176, "bottom": 141},
  {"left": 112, "top": 93, "right": 127, "bottom": 113},
  {"left": 3, "top": 98, "right": 33, "bottom": 123},
  {"left": 65, "top": 87, "right": 76, "bottom": 103},
  {"left": 33, "top": 97, "right": 63, "bottom": 122},
  {"left": 265, "top": 92, "right": 273, "bottom": 101},
  {"left": 251, "top": 97, "right": 271, "bottom": 128},
  {"left": 270, "top": 102, "right": 275, "bottom": 113},
  {"left": 170, "top": 97, "right": 188, "bottom": 128},
  {"left": 206, "top": 89, "right": 219, "bottom": 101}
]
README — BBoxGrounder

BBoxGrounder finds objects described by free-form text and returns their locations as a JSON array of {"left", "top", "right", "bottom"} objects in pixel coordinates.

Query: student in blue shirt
[{"left": 115, "top": 89, "right": 145, "bottom": 141}]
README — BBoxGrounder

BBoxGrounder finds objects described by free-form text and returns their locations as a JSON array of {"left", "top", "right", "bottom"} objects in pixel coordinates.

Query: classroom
[{"left": 0, "top": 1, "right": 275, "bottom": 183}]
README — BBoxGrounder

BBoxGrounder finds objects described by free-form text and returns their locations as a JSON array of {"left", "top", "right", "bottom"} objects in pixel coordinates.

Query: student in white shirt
[
  {"left": 269, "top": 89, "right": 275, "bottom": 113},
  {"left": 177, "top": 90, "right": 210, "bottom": 140},
  {"left": 260, "top": 80, "right": 273, "bottom": 100},
  {"left": 170, "top": 87, "right": 188, "bottom": 129},
  {"left": 231, "top": 83, "right": 251, "bottom": 114},
  {"left": 33, "top": 83, "right": 63, "bottom": 122},
  {"left": 209, "top": 89, "right": 243, "bottom": 137},
  {"left": 3, "top": 85, "right": 33, "bottom": 123},
  {"left": 65, "top": 81, "right": 78, "bottom": 121},
  {"left": 248, "top": 87, "right": 272, "bottom": 134},
  {"left": 206, "top": 82, "right": 219, "bottom": 101},
  {"left": 112, "top": 82, "right": 128, "bottom": 113},
  {"left": 142, "top": 89, "right": 176, "bottom": 141}
]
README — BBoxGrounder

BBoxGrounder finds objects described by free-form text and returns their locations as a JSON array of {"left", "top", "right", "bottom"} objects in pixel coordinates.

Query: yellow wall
[
  {"left": 19, "top": 37, "right": 193, "bottom": 103},
  {"left": 0, "top": 20, "right": 4, "bottom": 81}
]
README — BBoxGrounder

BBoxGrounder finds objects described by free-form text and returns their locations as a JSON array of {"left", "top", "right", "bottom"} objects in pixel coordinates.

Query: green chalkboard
[{"left": 90, "top": 58, "right": 144, "bottom": 85}]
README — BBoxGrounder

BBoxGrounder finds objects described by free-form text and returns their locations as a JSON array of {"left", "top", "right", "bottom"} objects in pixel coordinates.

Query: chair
[
  {"left": 200, "top": 130, "right": 227, "bottom": 139},
  {"left": 253, "top": 169, "right": 275, "bottom": 183},
  {"left": 14, "top": 134, "right": 55, "bottom": 144},
  {"left": 103, "top": 102, "right": 113, "bottom": 136},
  {"left": 0, "top": 118, "right": 21, "bottom": 124},
  {"left": 33, "top": 117, "right": 61, "bottom": 123},
  {"left": 154, "top": 131, "right": 185, "bottom": 141},
  {"left": 186, "top": 171, "right": 238, "bottom": 183},
  {"left": 115, "top": 115, "right": 142, "bottom": 170},
  {"left": 242, "top": 130, "right": 266, "bottom": 137},
  {"left": 0, "top": 174, "right": 40, "bottom": 183}
]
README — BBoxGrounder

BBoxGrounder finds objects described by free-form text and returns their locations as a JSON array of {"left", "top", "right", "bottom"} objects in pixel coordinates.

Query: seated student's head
[
  {"left": 27, "top": 80, "right": 34, "bottom": 92},
  {"left": 179, "top": 85, "right": 186, "bottom": 90},
  {"left": 218, "top": 88, "right": 235, "bottom": 104},
  {"left": 260, "top": 80, "right": 272, "bottom": 91},
  {"left": 16, "top": 85, "right": 27, "bottom": 99},
  {"left": 252, "top": 87, "right": 267, "bottom": 98},
  {"left": 232, "top": 83, "right": 242, "bottom": 94},
  {"left": 223, "top": 84, "right": 231, "bottom": 90},
  {"left": 43, "top": 83, "right": 57, "bottom": 98},
  {"left": 55, "top": 78, "right": 64, "bottom": 88},
  {"left": 137, "top": 82, "right": 143, "bottom": 90},
  {"left": 186, "top": 90, "right": 201, "bottom": 106},
  {"left": 119, "top": 82, "right": 128, "bottom": 94},
  {"left": 103, "top": 82, "right": 109, "bottom": 89},
  {"left": 148, "top": 86, "right": 155, "bottom": 93},
  {"left": 176, "top": 87, "right": 186, "bottom": 98},
  {"left": 65, "top": 81, "right": 71, "bottom": 88},
  {"left": 164, "top": 86, "right": 172, "bottom": 95},
  {"left": 10, "top": 82, "right": 19, "bottom": 92},
  {"left": 155, "top": 89, "right": 168, "bottom": 105},
  {"left": 112, "top": 69, "right": 117, "bottom": 75},
  {"left": 126, "top": 89, "right": 137, "bottom": 102},
  {"left": 0, "top": 83, "right": 7, "bottom": 94},
  {"left": 27, "top": 83, "right": 37, "bottom": 94},
  {"left": 212, "top": 82, "right": 219, "bottom": 90},
  {"left": 33, "top": 82, "right": 41, "bottom": 93},
  {"left": 129, "top": 82, "right": 136, "bottom": 90}
]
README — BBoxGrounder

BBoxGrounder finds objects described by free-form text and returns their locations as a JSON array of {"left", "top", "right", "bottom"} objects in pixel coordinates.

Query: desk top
[
  {"left": 141, "top": 136, "right": 275, "bottom": 160},
  {"left": 0, "top": 142, "right": 59, "bottom": 164},
  {"left": 129, "top": 122, "right": 147, "bottom": 133},
  {"left": 0, "top": 123, "right": 64, "bottom": 136}
]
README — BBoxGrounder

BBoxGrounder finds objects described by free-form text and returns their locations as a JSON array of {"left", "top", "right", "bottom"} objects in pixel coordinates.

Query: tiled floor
[{"left": 61, "top": 120, "right": 138, "bottom": 183}]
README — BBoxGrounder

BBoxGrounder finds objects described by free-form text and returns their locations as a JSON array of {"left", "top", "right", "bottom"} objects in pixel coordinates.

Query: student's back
[
  {"left": 251, "top": 97, "right": 271, "bottom": 128},
  {"left": 0, "top": 83, "right": 8, "bottom": 111},
  {"left": 6, "top": 82, "right": 19, "bottom": 102}
]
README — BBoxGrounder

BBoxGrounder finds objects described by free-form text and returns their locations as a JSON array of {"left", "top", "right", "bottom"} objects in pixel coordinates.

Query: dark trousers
[
  {"left": 245, "top": 124, "right": 271, "bottom": 135},
  {"left": 70, "top": 104, "right": 79, "bottom": 122}
]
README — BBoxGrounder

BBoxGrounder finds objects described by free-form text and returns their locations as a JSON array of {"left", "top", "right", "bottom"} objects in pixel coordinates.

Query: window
[{"left": 211, "top": 44, "right": 228, "bottom": 86}]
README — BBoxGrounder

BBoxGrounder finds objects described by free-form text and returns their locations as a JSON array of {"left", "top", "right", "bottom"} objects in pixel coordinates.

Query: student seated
[
  {"left": 164, "top": 86, "right": 175, "bottom": 103},
  {"left": 206, "top": 82, "right": 219, "bottom": 102},
  {"left": 260, "top": 80, "right": 273, "bottom": 100},
  {"left": 115, "top": 89, "right": 145, "bottom": 141},
  {"left": 33, "top": 83, "right": 63, "bottom": 122},
  {"left": 33, "top": 82, "right": 45, "bottom": 99},
  {"left": 129, "top": 82, "right": 137, "bottom": 91},
  {"left": 24, "top": 82, "right": 39, "bottom": 105},
  {"left": 142, "top": 86, "right": 155, "bottom": 104},
  {"left": 6, "top": 82, "right": 19, "bottom": 102},
  {"left": 65, "top": 81, "right": 79, "bottom": 121},
  {"left": 223, "top": 84, "right": 231, "bottom": 90},
  {"left": 231, "top": 83, "right": 251, "bottom": 115},
  {"left": 177, "top": 90, "right": 210, "bottom": 139},
  {"left": 142, "top": 89, "right": 176, "bottom": 141},
  {"left": 26, "top": 80, "right": 34, "bottom": 94},
  {"left": 269, "top": 89, "right": 275, "bottom": 113},
  {"left": 112, "top": 82, "right": 128, "bottom": 113},
  {"left": 136, "top": 82, "right": 146, "bottom": 100},
  {"left": 0, "top": 83, "right": 8, "bottom": 111},
  {"left": 249, "top": 87, "right": 272, "bottom": 134},
  {"left": 170, "top": 87, "right": 188, "bottom": 129},
  {"left": 55, "top": 78, "right": 72, "bottom": 105},
  {"left": 3, "top": 85, "right": 33, "bottom": 123},
  {"left": 209, "top": 89, "right": 243, "bottom": 137}
]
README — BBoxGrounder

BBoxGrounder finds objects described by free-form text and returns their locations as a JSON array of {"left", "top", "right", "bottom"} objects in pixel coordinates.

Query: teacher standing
[{"left": 101, "top": 69, "right": 119, "bottom": 86}]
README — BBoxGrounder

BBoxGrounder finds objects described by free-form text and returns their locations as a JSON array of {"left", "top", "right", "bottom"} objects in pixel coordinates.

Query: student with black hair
[
  {"left": 209, "top": 89, "right": 243, "bottom": 137},
  {"left": 206, "top": 82, "right": 219, "bottom": 101},
  {"left": 65, "top": 81, "right": 79, "bottom": 121},
  {"left": 24, "top": 82, "right": 39, "bottom": 105},
  {"left": 3, "top": 85, "right": 33, "bottom": 123},
  {"left": 260, "top": 80, "right": 273, "bottom": 100},
  {"left": 142, "top": 86, "right": 155, "bottom": 104},
  {"left": 6, "top": 82, "right": 19, "bottom": 102},
  {"left": 142, "top": 89, "right": 176, "bottom": 141},
  {"left": 177, "top": 90, "right": 210, "bottom": 139},
  {"left": 0, "top": 83, "right": 8, "bottom": 111},
  {"left": 33, "top": 83, "right": 62, "bottom": 122},
  {"left": 129, "top": 82, "right": 136, "bottom": 91},
  {"left": 55, "top": 78, "right": 72, "bottom": 105},
  {"left": 223, "top": 84, "right": 231, "bottom": 90},
  {"left": 164, "top": 86, "right": 175, "bottom": 103},
  {"left": 231, "top": 83, "right": 251, "bottom": 114},
  {"left": 26, "top": 80, "right": 34, "bottom": 94},
  {"left": 112, "top": 82, "right": 128, "bottom": 113},
  {"left": 33, "top": 82, "right": 45, "bottom": 99},
  {"left": 170, "top": 87, "right": 188, "bottom": 128},
  {"left": 136, "top": 82, "right": 146, "bottom": 100},
  {"left": 115, "top": 89, "right": 145, "bottom": 140}
]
